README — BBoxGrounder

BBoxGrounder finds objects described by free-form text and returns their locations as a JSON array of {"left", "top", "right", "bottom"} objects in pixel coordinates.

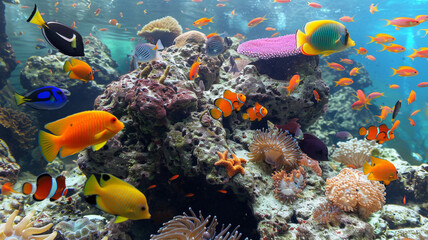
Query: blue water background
[{"left": 5, "top": 0, "right": 428, "bottom": 160}]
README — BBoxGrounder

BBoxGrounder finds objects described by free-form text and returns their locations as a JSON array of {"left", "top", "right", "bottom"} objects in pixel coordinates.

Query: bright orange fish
[
  {"left": 216, "top": 4, "right": 226, "bottom": 7},
  {"left": 274, "top": 0, "right": 291, "bottom": 2},
  {"left": 217, "top": 190, "right": 227, "bottom": 194},
  {"left": 185, "top": 193, "right": 195, "bottom": 197},
  {"left": 193, "top": 17, "right": 213, "bottom": 28},
  {"left": 375, "top": 107, "right": 389, "bottom": 123},
  {"left": 340, "top": 58, "right": 353, "bottom": 64},
  {"left": 1, "top": 182, "right": 19, "bottom": 195},
  {"left": 408, "top": 117, "right": 415, "bottom": 127},
  {"left": 63, "top": 58, "right": 94, "bottom": 83},
  {"left": 417, "top": 82, "right": 428, "bottom": 88},
  {"left": 210, "top": 90, "right": 246, "bottom": 119},
  {"left": 230, "top": 10, "right": 236, "bottom": 18},
  {"left": 382, "top": 17, "right": 420, "bottom": 30},
  {"left": 308, "top": 2, "right": 322, "bottom": 8},
  {"left": 109, "top": 19, "right": 121, "bottom": 28},
  {"left": 370, "top": 3, "right": 378, "bottom": 14},
  {"left": 354, "top": 47, "right": 367, "bottom": 55},
  {"left": 325, "top": 60, "right": 345, "bottom": 71},
  {"left": 189, "top": 57, "right": 201, "bottom": 80},
  {"left": 284, "top": 74, "right": 301, "bottom": 96},
  {"left": 99, "top": 28, "right": 108, "bottom": 31},
  {"left": 359, "top": 121, "right": 399, "bottom": 144},
  {"left": 363, "top": 156, "right": 398, "bottom": 185},
  {"left": 366, "top": 55, "right": 376, "bottom": 61},
  {"left": 410, "top": 110, "right": 420, "bottom": 116},
  {"left": 389, "top": 84, "right": 399, "bottom": 89},
  {"left": 39, "top": 111, "right": 124, "bottom": 162},
  {"left": 407, "top": 47, "right": 428, "bottom": 60},
  {"left": 147, "top": 185, "right": 157, "bottom": 190},
  {"left": 350, "top": 67, "right": 362, "bottom": 76},
  {"left": 137, "top": 1, "right": 144, "bottom": 5},
  {"left": 248, "top": 16, "right": 267, "bottom": 27},
  {"left": 22, "top": 173, "right": 69, "bottom": 201},
  {"left": 169, "top": 175, "right": 179, "bottom": 181},
  {"left": 242, "top": 103, "right": 268, "bottom": 121},
  {"left": 378, "top": 43, "right": 405, "bottom": 53},
  {"left": 72, "top": 3, "right": 76, "bottom": 8},
  {"left": 334, "top": 78, "right": 353, "bottom": 87},
  {"left": 367, "top": 33, "right": 395, "bottom": 44},
  {"left": 403, "top": 196, "right": 406, "bottom": 205},
  {"left": 270, "top": 32, "right": 279, "bottom": 37},
  {"left": 339, "top": 16, "right": 355, "bottom": 22},
  {"left": 54, "top": 2, "right": 59, "bottom": 7},
  {"left": 407, "top": 90, "right": 416, "bottom": 104},
  {"left": 391, "top": 66, "right": 418, "bottom": 77},
  {"left": 355, "top": 89, "right": 371, "bottom": 109},
  {"left": 265, "top": 27, "right": 276, "bottom": 31},
  {"left": 313, "top": 90, "right": 320, "bottom": 102},
  {"left": 206, "top": 31, "right": 218, "bottom": 39}
]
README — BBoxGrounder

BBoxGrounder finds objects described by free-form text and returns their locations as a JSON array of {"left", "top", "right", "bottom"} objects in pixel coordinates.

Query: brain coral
[
  {"left": 0, "top": 210, "right": 57, "bottom": 240},
  {"left": 137, "top": 16, "right": 183, "bottom": 47},
  {"left": 173, "top": 30, "right": 207, "bottom": 47},
  {"left": 332, "top": 138, "right": 379, "bottom": 168},
  {"left": 325, "top": 168, "right": 386, "bottom": 218},
  {"left": 248, "top": 129, "right": 301, "bottom": 171},
  {"left": 272, "top": 166, "right": 306, "bottom": 203}
]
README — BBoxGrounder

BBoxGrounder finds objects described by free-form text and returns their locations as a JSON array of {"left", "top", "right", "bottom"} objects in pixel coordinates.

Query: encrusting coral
[
  {"left": 150, "top": 208, "right": 247, "bottom": 240},
  {"left": 325, "top": 168, "right": 386, "bottom": 219},
  {"left": 0, "top": 210, "right": 57, "bottom": 240},
  {"left": 215, "top": 150, "right": 247, "bottom": 177},
  {"left": 137, "top": 16, "right": 183, "bottom": 47},
  {"left": 272, "top": 166, "right": 306, "bottom": 203},
  {"left": 332, "top": 138, "right": 379, "bottom": 168},
  {"left": 0, "top": 107, "right": 37, "bottom": 152},
  {"left": 248, "top": 129, "right": 301, "bottom": 171},
  {"left": 173, "top": 30, "right": 207, "bottom": 47}
]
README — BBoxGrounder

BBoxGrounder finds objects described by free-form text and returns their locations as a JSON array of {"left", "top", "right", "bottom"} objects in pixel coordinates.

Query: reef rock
[
  {"left": 0, "top": 139, "right": 20, "bottom": 184},
  {"left": 0, "top": 1, "right": 18, "bottom": 89}
]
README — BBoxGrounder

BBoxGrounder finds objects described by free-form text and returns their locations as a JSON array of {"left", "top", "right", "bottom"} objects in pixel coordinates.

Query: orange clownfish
[
  {"left": 210, "top": 90, "right": 246, "bottom": 119},
  {"left": 22, "top": 173, "right": 70, "bottom": 201},
  {"left": 242, "top": 103, "right": 268, "bottom": 121},
  {"left": 359, "top": 121, "right": 399, "bottom": 144},
  {"left": 363, "top": 156, "right": 398, "bottom": 185},
  {"left": 189, "top": 57, "right": 201, "bottom": 80},
  {"left": 63, "top": 58, "right": 94, "bottom": 83},
  {"left": 1, "top": 182, "right": 19, "bottom": 195},
  {"left": 39, "top": 110, "right": 124, "bottom": 162}
]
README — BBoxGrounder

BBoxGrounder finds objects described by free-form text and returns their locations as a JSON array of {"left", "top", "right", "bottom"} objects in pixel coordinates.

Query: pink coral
[
  {"left": 299, "top": 153, "right": 322, "bottom": 176},
  {"left": 272, "top": 166, "right": 306, "bottom": 203},
  {"left": 237, "top": 34, "right": 301, "bottom": 59},
  {"left": 325, "top": 168, "right": 386, "bottom": 219}
]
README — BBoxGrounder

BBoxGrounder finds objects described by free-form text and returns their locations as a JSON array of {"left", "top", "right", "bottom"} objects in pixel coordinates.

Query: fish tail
[
  {"left": 209, "top": 108, "right": 222, "bottom": 120},
  {"left": 83, "top": 174, "right": 102, "bottom": 196},
  {"left": 14, "top": 92, "right": 26, "bottom": 105},
  {"left": 295, "top": 29, "right": 307, "bottom": 50},
  {"left": 284, "top": 86, "right": 292, "bottom": 96},
  {"left": 26, "top": 5, "right": 46, "bottom": 27},
  {"left": 39, "top": 130, "right": 61, "bottom": 162},
  {"left": 242, "top": 113, "right": 249, "bottom": 120},
  {"left": 367, "top": 36, "right": 375, "bottom": 44},
  {"left": 358, "top": 127, "right": 367, "bottom": 136},
  {"left": 334, "top": 81, "right": 339, "bottom": 87},
  {"left": 362, "top": 161, "right": 371, "bottom": 175},
  {"left": 354, "top": 48, "right": 360, "bottom": 54},
  {"left": 262, "top": 15, "right": 267, "bottom": 20},
  {"left": 63, "top": 60, "right": 72, "bottom": 73},
  {"left": 407, "top": 49, "right": 417, "bottom": 60},
  {"left": 382, "top": 19, "right": 391, "bottom": 27},
  {"left": 390, "top": 67, "right": 397, "bottom": 76},
  {"left": 209, "top": 17, "right": 214, "bottom": 23},
  {"left": 377, "top": 43, "right": 387, "bottom": 52}
]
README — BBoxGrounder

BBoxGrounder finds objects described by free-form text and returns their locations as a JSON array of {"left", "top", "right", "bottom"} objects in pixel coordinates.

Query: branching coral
[
  {"left": 312, "top": 201, "right": 343, "bottom": 225},
  {"left": 248, "top": 129, "right": 301, "bottom": 171},
  {"left": 150, "top": 208, "right": 247, "bottom": 240},
  {"left": 325, "top": 168, "right": 386, "bottom": 218},
  {"left": 215, "top": 150, "right": 246, "bottom": 177},
  {"left": 138, "top": 16, "right": 183, "bottom": 47},
  {"left": 173, "top": 30, "right": 207, "bottom": 47},
  {"left": 332, "top": 138, "right": 379, "bottom": 168},
  {"left": 272, "top": 166, "right": 306, "bottom": 203},
  {"left": 0, "top": 107, "right": 37, "bottom": 151},
  {"left": 0, "top": 210, "right": 57, "bottom": 240}
]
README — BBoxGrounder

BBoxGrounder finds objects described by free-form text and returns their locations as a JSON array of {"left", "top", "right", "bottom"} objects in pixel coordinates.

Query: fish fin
[
  {"left": 407, "top": 49, "right": 417, "bottom": 60},
  {"left": 366, "top": 173, "right": 377, "bottom": 181},
  {"left": 358, "top": 127, "right": 367, "bottom": 136},
  {"left": 44, "top": 112, "right": 86, "bottom": 135},
  {"left": 59, "top": 146, "right": 83, "bottom": 159},
  {"left": 363, "top": 161, "right": 371, "bottom": 175},
  {"left": 99, "top": 173, "right": 135, "bottom": 189},
  {"left": 68, "top": 71, "right": 81, "bottom": 80},
  {"left": 155, "top": 51, "right": 163, "bottom": 61},
  {"left": 295, "top": 29, "right": 307, "bottom": 49},
  {"left": 383, "top": 180, "right": 391, "bottom": 185},
  {"left": 209, "top": 17, "right": 214, "bottom": 23},
  {"left": 223, "top": 90, "right": 234, "bottom": 99},
  {"left": 69, "top": 58, "right": 85, "bottom": 66},
  {"left": 94, "top": 129, "right": 108, "bottom": 141},
  {"left": 14, "top": 92, "right": 26, "bottom": 105},
  {"left": 26, "top": 5, "right": 46, "bottom": 27},
  {"left": 367, "top": 36, "right": 375, "bottom": 44},
  {"left": 242, "top": 113, "right": 249, "bottom": 120},
  {"left": 83, "top": 174, "right": 102, "bottom": 196},
  {"left": 301, "top": 42, "right": 320, "bottom": 55},
  {"left": 390, "top": 68, "right": 397, "bottom": 76},
  {"left": 210, "top": 108, "right": 222, "bottom": 119},
  {"left": 382, "top": 19, "right": 391, "bottom": 27},
  {"left": 114, "top": 216, "right": 129, "bottom": 223},
  {"left": 92, "top": 141, "right": 107, "bottom": 151},
  {"left": 39, "top": 130, "right": 61, "bottom": 162},
  {"left": 155, "top": 39, "right": 164, "bottom": 50},
  {"left": 71, "top": 36, "right": 77, "bottom": 48},
  {"left": 63, "top": 60, "right": 72, "bottom": 73},
  {"left": 377, "top": 43, "right": 386, "bottom": 52}
]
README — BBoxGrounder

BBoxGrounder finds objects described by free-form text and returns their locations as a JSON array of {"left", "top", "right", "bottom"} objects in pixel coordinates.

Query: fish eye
[
  {"left": 57, "top": 91, "right": 62, "bottom": 94},
  {"left": 141, "top": 206, "right": 146, "bottom": 211},
  {"left": 111, "top": 118, "right": 117, "bottom": 123}
]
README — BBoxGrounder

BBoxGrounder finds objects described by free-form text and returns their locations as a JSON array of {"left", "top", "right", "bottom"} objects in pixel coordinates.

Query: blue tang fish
[
  {"left": 206, "top": 35, "right": 229, "bottom": 57},
  {"left": 14, "top": 86, "right": 70, "bottom": 110},
  {"left": 133, "top": 39, "right": 164, "bottom": 69}
]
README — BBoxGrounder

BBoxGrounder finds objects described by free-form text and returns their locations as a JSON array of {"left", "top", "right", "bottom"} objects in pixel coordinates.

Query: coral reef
[
  {"left": 0, "top": 0, "right": 18, "bottom": 90},
  {"left": 248, "top": 129, "right": 300, "bottom": 171},
  {"left": 332, "top": 138, "right": 379, "bottom": 168},
  {"left": 272, "top": 166, "right": 306, "bottom": 203},
  {"left": 173, "top": 30, "right": 207, "bottom": 47},
  {"left": 0, "top": 107, "right": 37, "bottom": 156},
  {"left": 150, "top": 208, "right": 247, "bottom": 240},
  {"left": 215, "top": 150, "right": 246, "bottom": 177},
  {"left": 325, "top": 168, "right": 386, "bottom": 218},
  {"left": 54, "top": 217, "right": 107, "bottom": 240},
  {"left": 0, "top": 210, "right": 57, "bottom": 240},
  {"left": 0, "top": 139, "right": 20, "bottom": 184},
  {"left": 137, "top": 16, "right": 182, "bottom": 47},
  {"left": 312, "top": 201, "right": 343, "bottom": 225},
  {"left": 299, "top": 153, "right": 322, "bottom": 176},
  {"left": 237, "top": 34, "right": 300, "bottom": 59}
]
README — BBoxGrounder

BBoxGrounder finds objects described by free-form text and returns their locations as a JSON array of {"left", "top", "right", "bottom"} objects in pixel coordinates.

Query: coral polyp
[
  {"left": 312, "top": 201, "right": 343, "bottom": 225},
  {"left": 272, "top": 166, "right": 306, "bottom": 203}
]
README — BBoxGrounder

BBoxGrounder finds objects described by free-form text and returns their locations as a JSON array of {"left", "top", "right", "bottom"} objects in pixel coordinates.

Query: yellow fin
[
  {"left": 39, "top": 130, "right": 61, "bottom": 162},
  {"left": 83, "top": 174, "right": 102, "bottom": 196},
  {"left": 68, "top": 71, "right": 81, "bottom": 80},
  {"left": 114, "top": 216, "right": 129, "bottom": 223},
  {"left": 383, "top": 180, "right": 391, "bottom": 185},
  {"left": 295, "top": 29, "right": 307, "bottom": 49},
  {"left": 26, "top": 5, "right": 46, "bottom": 27},
  {"left": 44, "top": 113, "right": 85, "bottom": 135},
  {"left": 63, "top": 60, "right": 72, "bottom": 73},
  {"left": 60, "top": 146, "right": 84, "bottom": 158},
  {"left": 94, "top": 129, "right": 108, "bottom": 141},
  {"left": 302, "top": 42, "right": 320, "bottom": 55},
  {"left": 14, "top": 92, "right": 26, "bottom": 105},
  {"left": 92, "top": 141, "right": 107, "bottom": 151},
  {"left": 71, "top": 37, "right": 77, "bottom": 48},
  {"left": 99, "top": 173, "right": 136, "bottom": 189},
  {"left": 69, "top": 58, "right": 85, "bottom": 66},
  {"left": 367, "top": 173, "right": 377, "bottom": 181},
  {"left": 363, "top": 161, "right": 371, "bottom": 175}
]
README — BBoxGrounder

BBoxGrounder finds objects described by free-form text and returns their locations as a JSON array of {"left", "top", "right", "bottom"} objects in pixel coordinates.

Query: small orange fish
[
  {"left": 185, "top": 193, "right": 195, "bottom": 197},
  {"left": 242, "top": 103, "right": 268, "bottom": 121},
  {"left": 99, "top": 28, "right": 108, "bottom": 31},
  {"left": 36, "top": 38, "right": 45, "bottom": 43},
  {"left": 363, "top": 156, "right": 398, "bottom": 185},
  {"left": 270, "top": 32, "right": 279, "bottom": 37},
  {"left": 313, "top": 90, "right": 321, "bottom": 102},
  {"left": 346, "top": 164, "right": 357, "bottom": 169},
  {"left": 339, "top": 15, "right": 355, "bottom": 22},
  {"left": 284, "top": 74, "right": 300, "bottom": 96},
  {"left": 20, "top": 6, "right": 29, "bottom": 9},
  {"left": 16, "top": 60, "right": 21, "bottom": 64},
  {"left": 169, "top": 175, "right": 179, "bottom": 181},
  {"left": 230, "top": 9, "right": 236, "bottom": 18},
  {"left": 378, "top": 43, "right": 405, "bottom": 53},
  {"left": 1, "top": 182, "right": 19, "bottom": 195},
  {"left": 367, "top": 33, "right": 395, "bottom": 44},
  {"left": 210, "top": 90, "right": 246, "bottom": 119},
  {"left": 407, "top": 47, "right": 428, "bottom": 60},
  {"left": 94, "top": 8, "right": 101, "bottom": 16},
  {"left": 375, "top": 108, "right": 389, "bottom": 123},
  {"left": 382, "top": 17, "right": 420, "bottom": 29},
  {"left": 408, "top": 117, "right": 415, "bottom": 127},
  {"left": 72, "top": 3, "right": 76, "bottom": 8},
  {"left": 265, "top": 27, "right": 276, "bottom": 31},
  {"left": 407, "top": 90, "right": 416, "bottom": 104},
  {"left": 130, "top": 37, "right": 135, "bottom": 41},
  {"left": 137, "top": 1, "right": 144, "bottom": 5},
  {"left": 217, "top": 190, "right": 227, "bottom": 194},
  {"left": 63, "top": 58, "right": 94, "bottom": 83},
  {"left": 54, "top": 2, "right": 59, "bottom": 7},
  {"left": 410, "top": 110, "right": 420, "bottom": 116},
  {"left": 185, "top": 28, "right": 190, "bottom": 31},
  {"left": 355, "top": 89, "right": 371, "bottom": 109},
  {"left": 71, "top": 21, "right": 77, "bottom": 29},
  {"left": 193, "top": 17, "right": 214, "bottom": 28},
  {"left": 366, "top": 55, "right": 376, "bottom": 61},
  {"left": 216, "top": 4, "right": 226, "bottom": 7},
  {"left": 206, "top": 31, "right": 218, "bottom": 39},
  {"left": 389, "top": 84, "right": 399, "bottom": 89},
  {"left": 325, "top": 60, "right": 345, "bottom": 71},
  {"left": 350, "top": 67, "right": 362, "bottom": 76},
  {"left": 274, "top": 0, "right": 291, "bottom": 2},
  {"left": 354, "top": 47, "right": 367, "bottom": 55},
  {"left": 109, "top": 19, "right": 121, "bottom": 28},
  {"left": 234, "top": 33, "right": 245, "bottom": 41},
  {"left": 147, "top": 185, "right": 157, "bottom": 190},
  {"left": 370, "top": 3, "right": 378, "bottom": 14},
  {"left": 48, "top": 69, "right": 53, "bottom": 74},
  {"left": 391, "top": 66, "right": 418, "bottom": 77},
  {"left": 308, "top": 2, "right": 322, "bottom": 8},
  {"left": 403, "top": 196, "right": 406, "bottom": 205},
  {"left": 340, "top": 58, "right": 353, "bottom": 64},
  {"left": 94, "top": 69, "right": 100, "bottom": 73},
  {"left": 189, "top": 57, "right": 201, "bottom": 80},
  {"left": 84, "top": 40, "right": 91, "bottom": 45},
  {"left": 248, "top": 16, "right": 267, "bottom": 27},
  {"left": 334, "top": 78, "right": 353, "bottom": 87}
]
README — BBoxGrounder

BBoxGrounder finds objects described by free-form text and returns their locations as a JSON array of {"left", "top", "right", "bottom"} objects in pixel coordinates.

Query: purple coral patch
[{"left": 237, "top": 34, "right": 301, "bottom": 59}]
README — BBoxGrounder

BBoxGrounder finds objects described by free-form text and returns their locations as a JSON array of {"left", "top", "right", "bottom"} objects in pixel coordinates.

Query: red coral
[{"left": 272, "top": 166, "right": 306, "bottom": 203}]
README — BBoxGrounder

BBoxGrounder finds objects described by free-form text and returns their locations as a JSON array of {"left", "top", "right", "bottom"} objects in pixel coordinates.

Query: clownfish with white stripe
[
  {"left": 22, "top": 173, "right": 71, "bottom": 201},
  {"left": 210, "top": 90, "right": 246, "bottom": 119},
  {"left": 359, "top": 120, "right": 400, "bottom": 144},
  {"left": 242, "top": 103, "right": 268, "bottom": 121}
]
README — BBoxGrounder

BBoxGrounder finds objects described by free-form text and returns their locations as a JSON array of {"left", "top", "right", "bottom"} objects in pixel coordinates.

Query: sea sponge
[
  {"left": 248, "top": 129, "right": 301, "bottom": 171},
  {"left": 0, "top": 210, "right": 57, "bottom": 240},
  {"left": 137, "top": 16, "right": 183, "bottom": 47},
  {"left": 272, "top": 166, "right": 306, "bottom": 203},
  {"left": 325, "top": 168, "right": 386, "bottom": 219},
  {"left": 332, "top": 138, "right": 379, "bottom": 168},
  {"left": 173, "top": 30, "right": 207, "bottom": 47},
  {"left": 0, "top": 107, "right": 37, "bottom": 152}
]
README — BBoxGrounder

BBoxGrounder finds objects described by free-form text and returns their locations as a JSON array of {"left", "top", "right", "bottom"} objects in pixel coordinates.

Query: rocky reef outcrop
[
  {"left": 0, "top": 139, "right": 20, "bottom": 184},
  {"left": 0, "top": 0, "right": 18, "bottom": 90}
]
